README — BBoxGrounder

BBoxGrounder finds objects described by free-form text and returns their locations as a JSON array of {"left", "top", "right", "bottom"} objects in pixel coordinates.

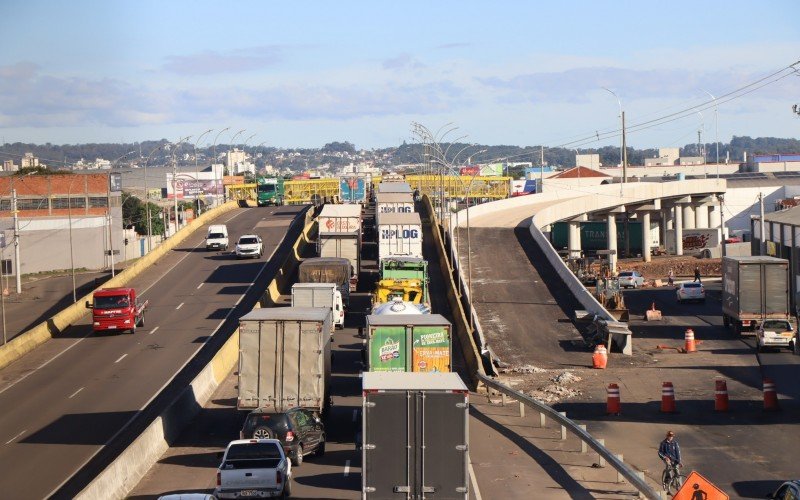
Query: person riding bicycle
[{"left": 658, "top": 430, "right": 682, "bottom": 470}]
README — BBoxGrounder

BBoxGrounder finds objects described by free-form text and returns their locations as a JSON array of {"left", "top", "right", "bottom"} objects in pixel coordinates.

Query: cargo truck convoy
[
  {"left": 237, "top": 308, "right": 332, "bottom": 413},
  {"left": 722, "top": 256, "right": 796, "bottom": 335},
  {"left": 361, "top": 372, "right": 469, "bottom": 500}
]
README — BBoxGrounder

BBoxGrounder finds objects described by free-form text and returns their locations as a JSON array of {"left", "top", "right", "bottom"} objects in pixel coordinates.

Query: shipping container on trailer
[
  {"left": 237, "top": 307, "right": 332, "bottom": 412},
  {"left": 375, "top": 192, "right": 415, "bottom": 220},
  {"left": 377, "top": 181, "right": 413, "bottom": 194},
  {"left": 299, "top": 257, "right": 352, "bottom": 306},
  {"left": 340, "top": 175, "right": 368, "bottom": 204},
  {"left": 364, "top": 314, "right": 452, "bottom": 373},
  {"left": 318, "top": 204, "right": 362, "bottom": 289},
  {"left": 361, "top": 372, "right": 469, "bottom": 500},
  {"left": 722, "top": 256, "right": 793, "bottom": 335},
  {"left": 377, "top": 212, "right": 423, "bottom": 262}
]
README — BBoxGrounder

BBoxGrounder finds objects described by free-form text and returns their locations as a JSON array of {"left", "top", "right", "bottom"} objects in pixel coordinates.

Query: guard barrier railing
[{"left": 477, "top": 372, "right": 663, "bottom": 500}]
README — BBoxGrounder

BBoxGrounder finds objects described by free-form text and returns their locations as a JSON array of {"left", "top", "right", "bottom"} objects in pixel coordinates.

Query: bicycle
[{"left": 661, "top": 462, "right": 686, "bottom": 495}]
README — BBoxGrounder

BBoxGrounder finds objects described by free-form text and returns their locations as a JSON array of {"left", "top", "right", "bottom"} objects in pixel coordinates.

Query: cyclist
[{"left": 659, "top": 431, "right": 682, "bottom": 485}]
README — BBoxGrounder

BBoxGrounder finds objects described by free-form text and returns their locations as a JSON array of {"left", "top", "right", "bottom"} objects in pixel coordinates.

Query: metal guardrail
[{"left": 477, "top": 372, "right": 663, "bottom": 500}]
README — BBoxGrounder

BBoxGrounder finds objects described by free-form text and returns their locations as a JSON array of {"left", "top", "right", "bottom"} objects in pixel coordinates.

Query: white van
[
  {"left": 291, "top": 283, "right": 345, "bottom": 330},
  {"left": 206, "top": 224, "right": 229, "bottom": 251}
]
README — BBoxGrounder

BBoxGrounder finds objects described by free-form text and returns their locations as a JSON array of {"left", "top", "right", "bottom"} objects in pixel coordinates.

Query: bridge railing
[{"left": 477, "top": 372, "right": 663, "bottom": 500}]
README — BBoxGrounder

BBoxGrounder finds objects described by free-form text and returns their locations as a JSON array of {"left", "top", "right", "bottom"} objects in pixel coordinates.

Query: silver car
[
  {"left": 676, "top": 282, "right": 705, "bottom": 303},
  {"left": 617, "top": 271, "right": 644, "bottom": 289}
]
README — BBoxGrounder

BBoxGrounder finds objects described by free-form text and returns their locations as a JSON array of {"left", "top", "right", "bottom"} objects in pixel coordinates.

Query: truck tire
[{"left": 282, "top": 478, "right": 292, "bottom": 498}]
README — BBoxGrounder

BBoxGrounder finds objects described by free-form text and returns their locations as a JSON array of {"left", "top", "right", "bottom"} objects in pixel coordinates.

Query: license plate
[
  {"left": 780, "top": 332, "right": 794, "bottom": 337},
  {"left": 107, "top": 326, "right": 117, "bottom": 329},
  {"left": 239, "top": 490, "right": 258, "bottom": 497}
]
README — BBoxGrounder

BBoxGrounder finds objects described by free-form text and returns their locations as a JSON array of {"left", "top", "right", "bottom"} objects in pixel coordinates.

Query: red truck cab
[{"left": 86, "top": 288, "right": 147, "bottom": 334}]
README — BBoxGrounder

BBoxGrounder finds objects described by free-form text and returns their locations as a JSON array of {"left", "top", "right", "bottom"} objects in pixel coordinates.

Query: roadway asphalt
[
  {"left": 0, "top": 204, "right": 305, "bottom": 500},
  {"left": 128, "top": 203, "right": 659, "bottom": 499}
]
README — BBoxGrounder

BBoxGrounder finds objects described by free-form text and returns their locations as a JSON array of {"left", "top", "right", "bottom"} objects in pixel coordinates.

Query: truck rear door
[
  {"left": 421, "top": 391, "right": 468, "bottom": 499},
  {"left": 764, "top": 262, "right": 790, "bottom": 317},
  {"left": 364, "top": 391, "right": 410, "bottom": 498}
]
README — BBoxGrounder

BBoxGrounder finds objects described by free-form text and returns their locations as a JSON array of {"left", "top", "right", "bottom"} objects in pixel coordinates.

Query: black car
[{"left": 240, "top": 408, "right": 325, "bottom": 466}]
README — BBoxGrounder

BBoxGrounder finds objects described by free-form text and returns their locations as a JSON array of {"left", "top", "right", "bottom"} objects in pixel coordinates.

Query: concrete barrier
[
  {"left": 421, "top": 195, "right": 485, "bottom": 388},
  {"left": 0, "top": 201, "right": 241, "bottom": 371}
]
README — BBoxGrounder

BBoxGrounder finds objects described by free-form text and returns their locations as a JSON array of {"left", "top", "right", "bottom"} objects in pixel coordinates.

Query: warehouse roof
[{"left": 763, "top": 205, "right": 800, "bottom": 226}]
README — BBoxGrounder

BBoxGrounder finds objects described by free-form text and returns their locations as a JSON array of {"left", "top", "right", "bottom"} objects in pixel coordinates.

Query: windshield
[
  {"left": 258, "top": 184, "right": 276, "bottom": 193},
  {"left": 239, "top": 237, "right": 259, "bottom": 245},
  {"left": 763, "top": 320, "right": 790, "bottom": 330},
  {"left": 208, "top": 233, "right": 225, "bottom": 239},
  {"left": 94, "top": 295, "right": 130, "bottom": 309},
  {"left": 618, "top": 272, "right": 633, "bottom": 277}
]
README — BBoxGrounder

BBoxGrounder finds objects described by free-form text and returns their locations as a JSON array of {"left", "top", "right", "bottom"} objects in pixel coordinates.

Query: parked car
[
  {"left": 768, "top": 480, "right": 800, "bottom": 499},
  {"left": 676, "top": 282, "right": 706, "bottom": 303},
  {"left": 756, "top": 319, "right": 796, "bottom": 352},
  {"left": 235, "top": 234, "right": 263, "bottom": 259},
  {"left": 214, "top": 439, "right": 291, "bottom": 499},
  {"left": 240, "top": 408, "right": 325, "bottom": 466},
  {"left": 617, "top": 271, "right": 645, "bottom": 289}
]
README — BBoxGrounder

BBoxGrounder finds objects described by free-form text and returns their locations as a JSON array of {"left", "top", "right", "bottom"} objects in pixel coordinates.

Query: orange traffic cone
[
  {"left": 606, "top": 383, "right": 621, "bottom": 415},
  {"left": 763, "top": 378, "right": 780, "bottom": 411},
  {"left": 684, "top": 328, "right": 697, "bottom": 353},
  {"left": 714, "top": 379, "right": 729, "bottom": 412},
  {"left": 592, "top": 344, "right": 608, "bottom": 369},
  {"left": 661, "top": 382, "right": 677, "bottom": 413}
]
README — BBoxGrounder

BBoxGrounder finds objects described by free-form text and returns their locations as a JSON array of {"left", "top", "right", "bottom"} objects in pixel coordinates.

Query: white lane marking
[
  {"left": 352, "top": 409, "right": 358, "bottom": 422},
  {"left": 114, "top": 354, "right": 128, "bottom": 364},
  {"left": 68, "top": 387, "right": 84, "bottom": 399},
  {"left": 468, "top": 458, "right": 483, "bottom": 500},
  {"left": 344, "top": 460, "right": 351, "bottom": 477},
  {"left": 149, "top": 326, "right": 160, "bottom": 335},
  {"left": 176, "top": 302, "right": 184, "bottom": 310},
  {"left": 5, "top": 430, "right": 25, "bottom": 445},
  {"left": 235, "top": 297, "right": 243, "bottom": 306},
  {"left": 0, "top": 209, "right": 253, "bottom": 398},
  {"left": 196, "top": 283, "right": 204, "bottom": 289}
]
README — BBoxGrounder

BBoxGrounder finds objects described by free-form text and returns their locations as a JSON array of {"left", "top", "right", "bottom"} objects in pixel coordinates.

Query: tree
[{"left": 121, "top": 191, "right": 165, "bottom": 236}]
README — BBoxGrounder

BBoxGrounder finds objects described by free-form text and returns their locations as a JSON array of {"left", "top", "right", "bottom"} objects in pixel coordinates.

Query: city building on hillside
[
  {"left": 3, "top": 160, "right": 17, "bottom": 172},
  {"left": 0, "top": 173, "right": 124, "bottom": 276},
  {"left": 20, "top": 153, "right": 39, "bottom": 168}
]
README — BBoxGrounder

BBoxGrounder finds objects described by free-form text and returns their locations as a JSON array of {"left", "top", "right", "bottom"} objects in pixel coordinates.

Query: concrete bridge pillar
[
  {"left": 682, "top": 204, "right": 696, "bottom": 229},
  {"left": 664, "top": 208, "right": 674, "bottom": 231},
  {"left": 607, "top": 214, "right": 617, "bottom": 274},
  {"left": 568, "top": 221, "right": 582, "bottom": 259},
  {"left": 695, "top": 203, "right": 709, "bottom": 228},
  {"left": 641, "top": 211, "right": 651, "bottom": 262},
  {"left": 674, "top": 206, "right": 684, "bottom": 256},
  {"left": 708, "top": 198, "right": 721, "bottom": 228}
]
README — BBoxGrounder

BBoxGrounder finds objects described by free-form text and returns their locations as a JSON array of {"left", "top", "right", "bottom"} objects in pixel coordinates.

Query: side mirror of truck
[{"left": 85, "top": 301, "right": 92, "bottom": 309}]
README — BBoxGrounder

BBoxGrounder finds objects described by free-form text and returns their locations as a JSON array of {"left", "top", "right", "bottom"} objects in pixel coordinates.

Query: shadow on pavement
[{"left": 22, "top": 411, "right": 138, "bottom": 445}]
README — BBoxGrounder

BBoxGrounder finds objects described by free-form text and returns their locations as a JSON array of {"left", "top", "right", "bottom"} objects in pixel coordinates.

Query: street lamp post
[
  {"left": 602, "top": 87, "right": 627, "bottom": 182},
  {"left": 212, "top": 127, "right": 231, "bottom": 206},
  {"left": 171, "top": 136, "right": 192, "bottom": 235},
  {"left": 193, "top": 129, "right": 213, "bottom": 216},
  {"left": 143, "top": 143, "right": 167, "bottom": 252},
  {"left": 112, "top": 150, "right": 136, "bottom": 169},
  {"left": 702, "top": 89, "right": 720, "bottom": 178},
  {"left": 227, "top": 130, "right": 246, "bottom": 201}
]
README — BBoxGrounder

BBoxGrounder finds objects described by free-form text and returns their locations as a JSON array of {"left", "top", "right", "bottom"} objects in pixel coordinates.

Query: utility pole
[
  {"left": 540, "top": 146, "right": 545, "bottom": 193},
  {"left": 108, "top": 211, "right": 115, "bottom": 277},
  {"left": 12, "top": 189, "right": 20, "bottom": 294},
  {"left": 1, "top": 257, "right": 6, "bottom": 345},
  {"left": 720, "top": 194, "right": 726, "bottom": 258},
  {"left": 759, "top": 192, "right": 766, "bottom": 256}
]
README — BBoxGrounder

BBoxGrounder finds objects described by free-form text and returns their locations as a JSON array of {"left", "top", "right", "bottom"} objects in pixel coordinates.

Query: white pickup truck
[{"left": 214, "top": 439, "right": 292, "bottom": 499}]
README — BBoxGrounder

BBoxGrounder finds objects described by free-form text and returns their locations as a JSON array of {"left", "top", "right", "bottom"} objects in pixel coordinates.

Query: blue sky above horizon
[{"left": 1, "top": 1, "right": 798, "bottom": 150}]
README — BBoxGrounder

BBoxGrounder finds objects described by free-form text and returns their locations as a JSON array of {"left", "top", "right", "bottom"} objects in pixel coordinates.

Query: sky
[{"left": 1, "top": 1, "right": 798, "bottom": 151}]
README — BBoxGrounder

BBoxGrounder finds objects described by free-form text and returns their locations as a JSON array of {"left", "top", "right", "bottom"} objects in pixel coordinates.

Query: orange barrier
[
  {"left": 684, "top": 328, "right": 696, "bottom": 353},
  {"left": 592, "top": 344, "right": 608, "bottom": 369},
  {"left": 661, "top": 381, "right": 677, "bottom": 413},
  {"left": 606, "top": 383, "right": 621, "bottom": 415},
  {"left": 763, "top": 378, "right": 780, "bottom": 411},
  {"left": 714, "top": 379, "right": 729, "bottom": 412}
]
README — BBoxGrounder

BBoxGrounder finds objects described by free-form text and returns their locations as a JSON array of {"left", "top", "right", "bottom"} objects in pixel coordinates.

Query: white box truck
[
  {"left": 361, "top": 372, "right": 469, "bottom": 499},
  {"left": 318, "top": 204, "right": 362, "bottom": 292},
  {"left": 378, "top": 212, "right": 423, "bottom": 262},
  {"left": 238, "top": 307, "right": 332, "bottom": 413},
  {"left": 291, "top": 283, "right": 344, "bottom": 330}
]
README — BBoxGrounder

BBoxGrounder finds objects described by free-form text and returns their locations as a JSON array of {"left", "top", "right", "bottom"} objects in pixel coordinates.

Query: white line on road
[
  {"left": 149, "top": 326, "right": 159, "bottom": 335},
  {"left": 5, "top": 430, "right": 25, "bottom": 445},
  {"left": 196, "top": 283, "right": 204, "bottom": 289},
  {"left": 352, "top": 409, "right": 358, "bottom": 422},
  {"left": 68, "top": 387, "right": 84, "bottom": 399},
  {"left": 235, "top": 296, "right": 243, "bottom": 306},
  {"left": 344, "top": 460, "right": 351, "bottom": 477},
  {"left": 468, "top": 458, "right": 483, "bottom": 500},
  {"left": 176, "top": 302, "right": 184, "bottom": 310},
  {"left": 114, "top": 354, "right": 127, "bottom": 364}
]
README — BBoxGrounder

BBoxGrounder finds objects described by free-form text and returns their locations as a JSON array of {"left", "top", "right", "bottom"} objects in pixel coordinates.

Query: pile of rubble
[{"left": 528, "top": 370, "right": 583, "bottom": 404}]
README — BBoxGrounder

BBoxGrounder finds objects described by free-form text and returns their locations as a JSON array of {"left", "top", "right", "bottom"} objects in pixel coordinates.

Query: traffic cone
[
  {"left": 714, "top": 379, "right": 729, "bottom": 412},
  {"left": 592, "top": 344, "right": 608, "bottom": 369},
  {"left": 684, "top": 328, "right": 697, "bottom": 353},
  {"left": 606, "top": 383, "right": 621, "bottom": 415},
  {"left": 661, "top": 382, "right": 677, "bottom": 413},
  {"left": 763, "top": 378, "right": 780, "bottom": 411}
]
